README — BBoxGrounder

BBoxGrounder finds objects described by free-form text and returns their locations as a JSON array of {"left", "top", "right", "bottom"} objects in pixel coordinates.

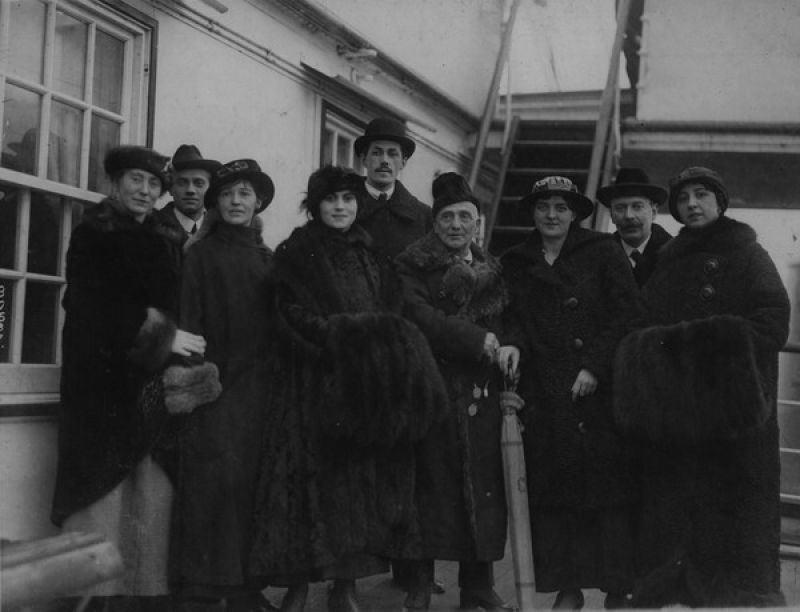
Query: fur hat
[
  {"left": 597, "top": 167, "right": 667, "bottom": 207},
  {"left": 431, "top": 172, "right": 479, "bottom": 219},
  {"left": 302, "top": 165, "right": 363, "bottom": 219},
  {"left": 668, "top": 166, "right": 729, "bottom": 222},
  {"left": 204, "top": 158, "right": 275, "bottom": 213},
  {"left": 353, "top": 117, "right": 416, "bottom": 159},
  {"left": 104, "top": 146, "right": 170, "bottom": 193},
  {"left": 169, "top": 144, "right": 221, "bottom": 174},
  {"left": 519, "top": 175, "right": 594, "bottom": 221}
]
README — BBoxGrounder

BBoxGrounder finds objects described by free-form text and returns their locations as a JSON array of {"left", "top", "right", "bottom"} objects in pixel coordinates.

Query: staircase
[{"left": 486, "top": 118, "right": 597, "bottom": 256}]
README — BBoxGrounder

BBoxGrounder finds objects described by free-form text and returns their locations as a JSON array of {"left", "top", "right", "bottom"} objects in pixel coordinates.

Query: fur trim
[
  {"left": 318, "top": 311, "right": 448, "bottom": 447},
  {"left": 184, "top": 207, "right": 264, "bottom": 253},
  {"left": 614, "top": 314, "right": 768, "bottom": 444},
  {"left": 127, "top": 307, "right": 177, "bottom": 372},
  {"left": 659, "top": 216, "right": 756, "bottom": 265},
  {"left": 163, "top": 361, "right": 222, "bottom": 414}
]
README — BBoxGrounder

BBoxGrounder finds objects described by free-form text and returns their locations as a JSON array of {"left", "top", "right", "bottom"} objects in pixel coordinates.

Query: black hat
[
  {"left": 303, "top": 165, "right": 363, "bottom": 219},
  {"left": 667, "top": 166, "right": 729, "bottom": 222},
  {"left": 431, "top": 172, "right": 479, "bottom": 219},
  {"left": 170, "top": 144, "right": 222, "bottom": 174},
  {"left": 204, "top": 159, "right": 275, "bottom": 213},
  {"left": 353, "top": 117, "right": 416, "bottom": 159},
  {"left": 519, "top": 176, "right": 594, "bottom": 221},
  {"left": 104, "top": 146, "right": 171, "bottom": 192},
  {"left": 597, "top": 167, "right": 667, "bottom": 208}
]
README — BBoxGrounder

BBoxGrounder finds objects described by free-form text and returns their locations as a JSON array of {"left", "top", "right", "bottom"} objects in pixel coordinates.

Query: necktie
[
  {"left": 630, "top": 250, "right": 642, "bottom": 268},
  {"left": 190, "top": 223, "right": 197, "bottom": 235},
  {"left": 378, "top": 193, "right": 388, "bottom": 202}
]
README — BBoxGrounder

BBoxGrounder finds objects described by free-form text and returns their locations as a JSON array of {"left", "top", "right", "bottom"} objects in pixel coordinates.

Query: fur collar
[
  {"left": 275, "top": 220, "right": 371, "bottom": 269},
  {"left": 184, "top": 207, "right": 265, "bottom": 253},
  {"left": 659, "top": 216, "right": 756, "bottom": 264},
  {"left": 504, "top": 225, "right": 610, "bottom": 263},
  {"left": 82, "top": 198, "right": 155, "bottom": 233}
]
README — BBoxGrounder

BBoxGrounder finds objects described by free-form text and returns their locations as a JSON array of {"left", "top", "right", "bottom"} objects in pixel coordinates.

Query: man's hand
[{"left": 570, "top": 368, "right": 597, "bottom": 401}]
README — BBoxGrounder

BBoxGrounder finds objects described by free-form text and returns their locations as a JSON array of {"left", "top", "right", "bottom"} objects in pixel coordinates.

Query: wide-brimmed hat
[
  {"left": 519, "top": 176, "right": 594, "bottom": 221},
  {"left": 204, "top": 159, "right": 275, "bottom": 213},
  {"left": 353, "top": 117, "right": 416, "bottom": 159},
  {"left": 597, "top": 167, "right": 667, "bottom": 208},
  {"left": 303, "top": 165, "right": 363, "bottom": 218},
  {"left": 104, "top": 145, "right": 170, "bottom": 192},
  {"left": 667, "top": 166, "right": 729, "bottom": 222},
  {"left": 170, "top": 144, "right": 221, "bottom": 174},
  {"left": 431, "top": 172, "right": 479, "bottom": 218}
]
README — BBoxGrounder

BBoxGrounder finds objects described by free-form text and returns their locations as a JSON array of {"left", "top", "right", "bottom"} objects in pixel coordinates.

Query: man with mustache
[{"left": 597, "top": 167, "right": 671, "bottom": 287}]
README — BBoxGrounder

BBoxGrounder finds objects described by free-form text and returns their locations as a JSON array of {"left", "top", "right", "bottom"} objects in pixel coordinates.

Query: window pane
[
  {"left": 0, "top": 186, "right": 19, "bottom": 270},
  {"left": 336, "top": 135, "right": 353, "bottom": 168},
  {"left": 54, "top": 10, "right": 88, "bottom": 100},
  {"left": 93, "top": 30, "right": 125, "bottom": 114},
  {"left": 0, "top": 279, "right": 13, "bottom": 363},
  {"left": 322, "top": 127, "right": 335, "bottom": 167},
  {"left": 89, "top": 115, "right": 120, "bottom": 193},
  {"left": 28, "top": 193, "right": 64, "bottom": 276},
  {"left": 1, "top": 86, "right": 42, "bottom": 176},
  {"left": 47, "top": 101, "right": 83, "bottom": 187},
  {"left": 22, "top": 282, "right": 60, "bottom": 364},
  {"left": 9, "top": 0, "right": 46, "bottom": 84}
]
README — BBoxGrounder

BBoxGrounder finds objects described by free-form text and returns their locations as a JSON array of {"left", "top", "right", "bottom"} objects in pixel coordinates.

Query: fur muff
[
  {"left": 163, "top": 361, "right": 222, "bottom": 414},
  {"left": 127, "top": 307, "right": 177, "bottom": 372},
  {"left": 615, "top": 314, "right": 768, "bottom": 444},
  {"left": 319, "top": 312, "right": 448, "bottom": 447}
]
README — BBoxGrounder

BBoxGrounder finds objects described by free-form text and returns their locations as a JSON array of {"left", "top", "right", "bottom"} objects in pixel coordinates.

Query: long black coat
[
  {"left": 169, "top": 219, "right": 273, "bottom": 591},
  {"left": 52, "top": 200, "right": 178, "bottom": 526},
  {"left": 248, "top": 221, "right": 446, "bottom": 580},
  {"left": 614, "top": 216, "right": 790, "bottom": 607},
  {"left": 395, "top": 234, "right": 509, "bottom": 561}
]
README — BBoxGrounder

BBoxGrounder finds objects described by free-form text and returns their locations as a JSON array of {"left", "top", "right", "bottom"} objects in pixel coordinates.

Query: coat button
[
  {"left": 578, "top": 422, "right": 587, "bottom": 434},
  {"left": 468, "top": 403, "right": 478, "bottom": 417},
  {"left": 700, "top": 284, "right": 715, "bottom": 300},
  {"left": 573, "top": 338, "right": 584, "bottom": 350},
  {"left": 704, "top": 257, "right": 720, "bottom": 274},
  {"left": 563, "top": 296, "right": 579, "bottom": 309}
]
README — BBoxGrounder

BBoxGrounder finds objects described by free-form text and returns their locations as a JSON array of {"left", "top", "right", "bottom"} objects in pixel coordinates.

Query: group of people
[{"left": 50, "top": 115, "right": 789, "bottom": 612}]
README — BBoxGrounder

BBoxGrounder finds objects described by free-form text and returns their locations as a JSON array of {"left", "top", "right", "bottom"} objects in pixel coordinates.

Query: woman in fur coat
[
  {"left": 500, "top": 176, "right": 641, "bottom": 610},
  {"left": 394, "top": 173, "right": 518, "bottom": 611},
  {"left": 169, "top": 159, "right": 276, "bottom": 612},
  {"left": 614, "top": 167, "right": 790, "bottom": 607},
  {"left": 247, "top": 166, "right": 446, "bottom": 612},
  {"left": 52, "top": 146, "right": 206, "bottom": 610}
]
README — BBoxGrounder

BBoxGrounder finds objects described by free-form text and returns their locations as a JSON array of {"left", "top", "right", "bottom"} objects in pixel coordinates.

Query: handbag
[{"left": 162, "top": 358, "right": 222, "bottom": 415}]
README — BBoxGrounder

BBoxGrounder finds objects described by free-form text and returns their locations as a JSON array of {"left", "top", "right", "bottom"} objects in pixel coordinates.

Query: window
[
  {"left": 0, "top": 0, "right": 154, "bottom": 403},
  {"left": 320, "top": 105, "right": 364, "bottom": 172}
]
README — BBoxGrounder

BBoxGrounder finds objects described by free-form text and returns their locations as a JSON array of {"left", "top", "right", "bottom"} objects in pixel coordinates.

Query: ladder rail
[{"left": 482, "top": 115, "right": 521, "bottom": 252}]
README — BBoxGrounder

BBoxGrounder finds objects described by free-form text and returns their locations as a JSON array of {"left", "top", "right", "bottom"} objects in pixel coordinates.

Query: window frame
[{"left": 319, "top": 102, "right": 365, "bottom": 171}]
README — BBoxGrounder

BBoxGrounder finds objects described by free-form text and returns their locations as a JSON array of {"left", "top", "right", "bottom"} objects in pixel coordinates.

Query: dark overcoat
[
  {"left": 169, "top": 218, "right": 274, "bottom": 592},
  {"left": 151, "top": 202, "right": 190, "bottom": 276},
  {"left": 613, "top": 222, "right": 672, "bottom": 287},
  {"left": 614, "top": 216, "right": 790, "bottom": 607},
  {"left": 248, "top": 221, "right": 446, "bottom": 581},
  {"left": 52, "top": 199, "right": 177, "bottom": 526},
  {"left": 395, "top": 233, "right": 509, "bottom": 562}
]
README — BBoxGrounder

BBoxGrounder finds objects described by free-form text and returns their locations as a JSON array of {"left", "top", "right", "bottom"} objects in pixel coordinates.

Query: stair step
[
  {"left": 506, "top": 167, "right": 589, "bottom": 176},
  {"left": 517, "top": 120, "right": 597, "bottom": 142},
  {"left": 492, "top": 225, "right": 535, "bottom": 234},
  {"left": 514, "top": 140, "right": 593, "bottom": 148}
]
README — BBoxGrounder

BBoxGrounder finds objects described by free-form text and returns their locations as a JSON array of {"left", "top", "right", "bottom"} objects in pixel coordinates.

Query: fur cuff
[
  {"left": 128, "top": 307, "right": 176, "bottom": 372},
  {"left": 614, "top": 314, "right": 769, "bottom": 444},
  {"left": 163, "top": 361, "right": 222, "bottom": 414}
]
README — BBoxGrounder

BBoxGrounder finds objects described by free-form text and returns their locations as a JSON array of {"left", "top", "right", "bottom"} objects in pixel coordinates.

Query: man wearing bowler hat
[{"left": 597, "top": 167, "right": 672, "bottom": 287}]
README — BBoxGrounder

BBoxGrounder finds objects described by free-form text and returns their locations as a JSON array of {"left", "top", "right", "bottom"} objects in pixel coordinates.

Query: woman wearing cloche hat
[
  {"left": 501, "top": 176, "right": 641, "bottom": 609},
  {"left": 614, "top": 167, "right": 789, "bottom": 607}
]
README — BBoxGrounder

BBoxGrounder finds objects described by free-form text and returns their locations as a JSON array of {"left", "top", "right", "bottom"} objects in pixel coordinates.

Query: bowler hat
[
  {"left": 205, "top": 159, "right": 275, "bottom": 213},
  {"left": 667, "top": 166, "right": 729, "bottom": 222},
  {"left": 519, "top": 176, "right": 594, "bottom": 221},
  {"left": 170, "top": 144, "right": 222, "bottom": 174},
  {"left": 353, "top": 117, "right": 416, "bottom": 159},
  {"left": 104, "top": 146, "right": 170, "bottom": 192},
  {"left": 431, "top": 172, "right": 479, "bottom": 219},
  {"left": 597, "top": 167, "right": 667, "bottom": 207}
]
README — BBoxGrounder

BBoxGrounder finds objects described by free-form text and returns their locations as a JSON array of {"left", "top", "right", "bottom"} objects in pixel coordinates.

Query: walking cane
[{"left": 500, "top": 362, "right": 536, "bottom": 611}]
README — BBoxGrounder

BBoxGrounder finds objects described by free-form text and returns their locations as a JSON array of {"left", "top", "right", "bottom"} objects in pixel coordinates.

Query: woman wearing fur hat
[
  {"left": 52, "top": 146, "right": 206, "bottom": 610},
  {"left": 614, "top": 166, "right": 789, "bottom": 607},
  {"left": 169, "top": 159, "right": 277, "bottom": 611},
  {"left": 500, "top": 176, "right": 640, "bottom": 610},
  {"left": 247, "top": 165, "right": 446, "bottom": 612},
  {"left": 395, "top": 172, "right": 518, "bottom": 611}
]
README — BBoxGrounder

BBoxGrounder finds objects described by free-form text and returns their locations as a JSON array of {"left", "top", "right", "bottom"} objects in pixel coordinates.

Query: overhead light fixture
[
  {"left": 196, "top": 0, "right": 228, "bottom": 13},
  {"left": 337, "top": 45, "right": 378, "bottom": 60}
]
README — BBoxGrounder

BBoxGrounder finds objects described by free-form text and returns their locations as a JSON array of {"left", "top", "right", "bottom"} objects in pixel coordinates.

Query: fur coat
[
  {"left": 395, "top": 233, "right": 509, "bottom": 561},
  {"left": 52, "top": 199, "right": 178, "bottom": 526},
  {"left": 247, "top": 221, "right": 447, "bottom": 581},
  {"left": 614, "top": 215, "right": 790, "bottom": 607}
]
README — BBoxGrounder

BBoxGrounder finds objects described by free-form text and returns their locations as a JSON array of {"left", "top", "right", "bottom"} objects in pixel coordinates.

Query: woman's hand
[
  {"left": 482, "top": 332, "right": 500, "bottom": 361},
  {"left": 496, "top": 345, "right": 520, "bottom": 377},
  {"left": 171, "top": 329, "right": 206, "bottom": 357},
  {"left": 571, "top": 368, "right": 598, "bottom": 401}
]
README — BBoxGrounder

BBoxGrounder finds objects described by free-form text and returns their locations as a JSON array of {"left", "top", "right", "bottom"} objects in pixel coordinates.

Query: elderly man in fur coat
[
  {"left": 395, "top": 173, "right": 519, "bottom": 611},
  {"left": 614, "top": 167, "right": 790, "bottom": 607}
]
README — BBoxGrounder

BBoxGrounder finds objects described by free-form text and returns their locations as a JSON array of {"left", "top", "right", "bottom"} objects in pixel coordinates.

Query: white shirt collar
[
  {"left": 365, "top": 181, "right": 395, "bottom": 200},
  {"left": 173, "top": 206, "right": 204, "bottom": 233},
  {"left": 622, "top": 233, "right": 651, "bottom": 258}
]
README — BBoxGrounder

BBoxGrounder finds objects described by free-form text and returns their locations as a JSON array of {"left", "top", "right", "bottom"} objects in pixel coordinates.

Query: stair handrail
[
  {"left": 468, "top": 0, "right": 523, "bottom": 190},
  {"left": 482, "top": 115, "right": 521, "bottom": 251},
  {"left": 584, "top": 0, "right": 633, "bottom": 218}
]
